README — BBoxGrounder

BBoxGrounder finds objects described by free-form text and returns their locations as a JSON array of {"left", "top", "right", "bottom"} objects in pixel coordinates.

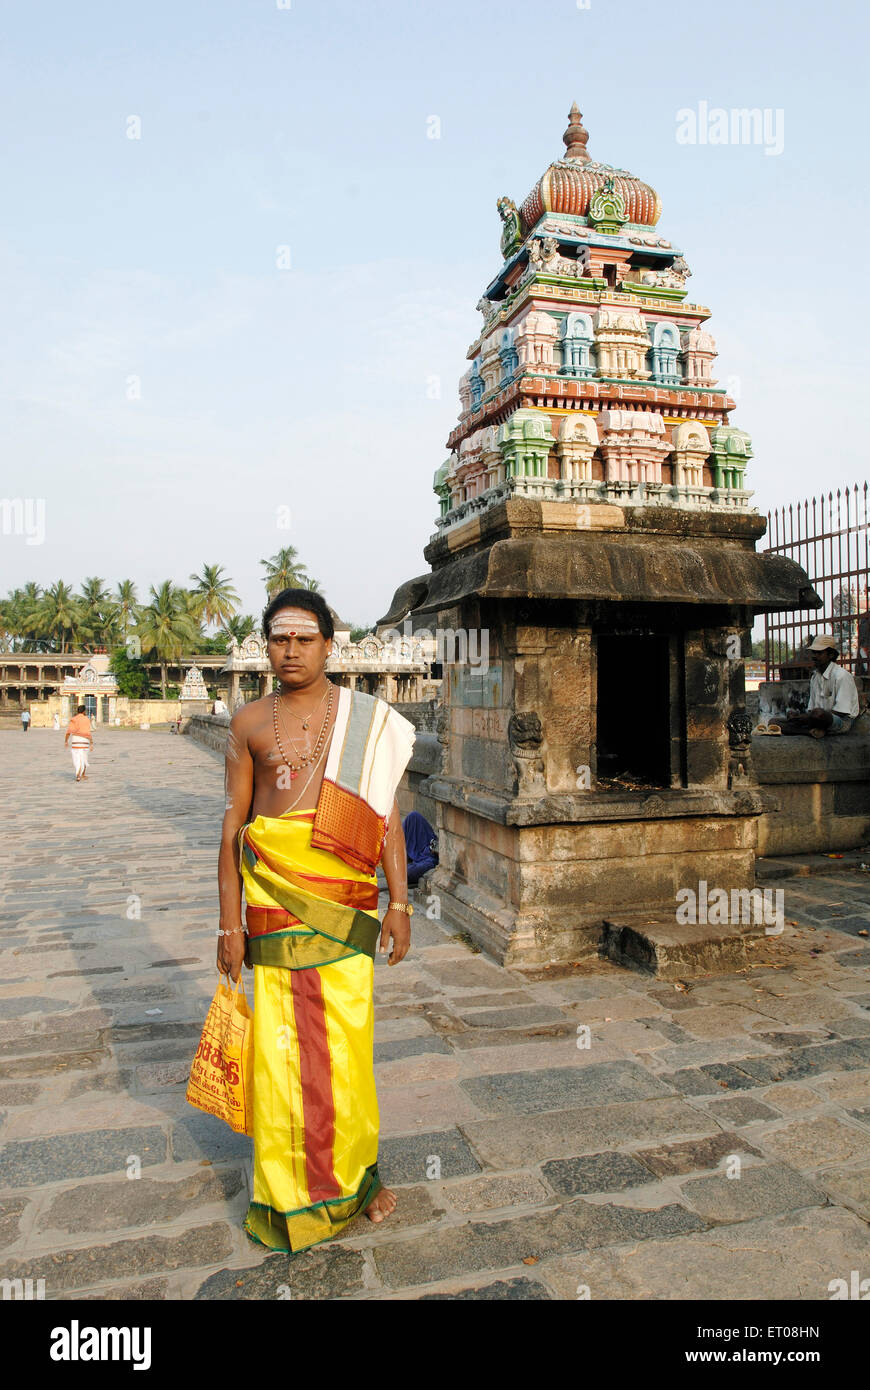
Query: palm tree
[
  {"left": 114, "top": 580, "right": 139, "bottom": 650},
  {"left": 2, "top": 589, "right": 24, "bottom": 649},
  {"left": 6, "top": 583, "right": 44, "bottom": 649},
  {"left": 135, "top": 581, "right": 200, "bottom": 698},
  {"left": 260, "top": 546, "right": 309, "bottom": 598},
  {"left": 79, "top": 577, "right": 113, "bottom": 650},
  {"left": 176, "top": 588, "right": 207, "bottom": 648},
  {"left": 38, "top": 581, "right": 85, "bottom": 654},
  {"left": 0, "top": 594, "right": 15, "bottom": 652},
  {"left": 189, "top": 564, "right": 240, "bottom": 632},
  {"left": 226, "top": 613, "right": 256, "bottom": 644},
  {"left": 304, "top": 575, "right": 321, "bottom": 592}
]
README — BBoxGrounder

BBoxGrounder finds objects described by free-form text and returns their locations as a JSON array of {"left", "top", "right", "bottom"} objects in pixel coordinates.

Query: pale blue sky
[{"left": 1, "top": 0, "right": 866, "bottom": 627}]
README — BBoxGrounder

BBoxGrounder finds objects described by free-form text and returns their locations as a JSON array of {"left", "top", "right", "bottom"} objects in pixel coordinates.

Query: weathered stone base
[
  {"left": 427, "top": 864, "right": 769, "bottom": 974},
  {"left": 601, "top": 916, "right": 765, "bottom": 980},
  {"left": 424, "top": 867, "right": 603, "bottom": 968},
  {"left": 753, "top": 723, "right": 870, "bottom": 855},
  {"left": 426, "top": 796, "right": 762, "bottom": 969}
]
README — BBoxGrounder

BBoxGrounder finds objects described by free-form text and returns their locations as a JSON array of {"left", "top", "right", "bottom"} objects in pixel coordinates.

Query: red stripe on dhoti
[{"left": 290, "top": 968, "right": 342, "bottom": 1202}]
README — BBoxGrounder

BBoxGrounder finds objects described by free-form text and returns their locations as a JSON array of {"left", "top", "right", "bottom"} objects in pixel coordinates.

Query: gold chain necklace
[
  {"left": 281, "top": 683, "right": 329, "bottom": 731},
  {"left": 278, "top": 729, "right": 331, "bottom": 812},
  {"left": 275, "top": 701, "right": 314, "bottom": 761},
  {"left": 272, "top": 684, "right": 334, "bottom": 779}
]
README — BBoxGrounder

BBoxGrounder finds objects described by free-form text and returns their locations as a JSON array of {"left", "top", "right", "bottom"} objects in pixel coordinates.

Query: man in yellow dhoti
[{"left": 216, "top": 589, "right": 416, "bottom": 1252}]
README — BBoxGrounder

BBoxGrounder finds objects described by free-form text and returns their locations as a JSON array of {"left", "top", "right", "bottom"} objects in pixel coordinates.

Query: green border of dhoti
[{"left": 243, "top": 1162, "right": 382, "bottom": 1254}]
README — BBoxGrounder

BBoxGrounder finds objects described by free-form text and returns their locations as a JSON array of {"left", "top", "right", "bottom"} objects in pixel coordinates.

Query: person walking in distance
[{"left": 64, "top": 704, "right": 93, "bottom": 781}]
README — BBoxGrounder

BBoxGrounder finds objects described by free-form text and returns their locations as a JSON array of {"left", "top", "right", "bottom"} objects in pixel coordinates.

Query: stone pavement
[{"left": 1, "top": 729, "right": 869, "bottom": 1300}]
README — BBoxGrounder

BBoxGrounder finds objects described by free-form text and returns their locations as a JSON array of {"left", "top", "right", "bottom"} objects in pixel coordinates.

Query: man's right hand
[{"left": 216, "top": 927, "right": 247, "bottom": 982}]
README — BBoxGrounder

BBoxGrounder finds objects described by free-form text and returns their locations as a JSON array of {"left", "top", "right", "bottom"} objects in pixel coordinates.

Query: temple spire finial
[{"left": 563, "top": 101, "right": 590, "bottom": 163}]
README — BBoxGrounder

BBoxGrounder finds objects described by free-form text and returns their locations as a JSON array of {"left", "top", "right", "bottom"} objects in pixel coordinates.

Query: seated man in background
[{"left": 773, "top": 634, "right": 860, "bottom": 737}]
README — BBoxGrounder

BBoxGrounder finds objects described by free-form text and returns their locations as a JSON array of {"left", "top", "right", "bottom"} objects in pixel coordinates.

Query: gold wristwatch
[{"left": 388, "top": 901, "right": 414, "bottom": 916}]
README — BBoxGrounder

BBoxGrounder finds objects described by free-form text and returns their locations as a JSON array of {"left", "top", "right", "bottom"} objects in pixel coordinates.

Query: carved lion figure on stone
[{"left": 508, "top": 711, "right": 546, "bottom": 795}]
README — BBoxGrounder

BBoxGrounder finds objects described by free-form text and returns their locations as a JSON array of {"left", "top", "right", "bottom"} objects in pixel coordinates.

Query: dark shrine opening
[{"left": 596, "top": 631, "right": 672, "bottom": 788}]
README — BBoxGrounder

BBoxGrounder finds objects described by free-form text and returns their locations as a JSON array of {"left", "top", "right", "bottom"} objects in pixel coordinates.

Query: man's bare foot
[{"left": 364, "top": 1187, "right": 397, "bottom": 1223}]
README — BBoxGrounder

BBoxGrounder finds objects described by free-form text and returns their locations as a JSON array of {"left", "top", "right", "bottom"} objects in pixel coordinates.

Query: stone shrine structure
[
  {"left": 59, "top": 654, "right": 118, "bottom": 723},
  {"left": 221, "top": 635, "right": 274, "bottom": 711},
  {"left": 178, "top": 664, "right": 211, "bottom": 720},
  {"left": 179, "top": 664, "right": 209, "bottom": 702},
  {"left": 381, "top": 103, "right": 821, "bottom": 971}
]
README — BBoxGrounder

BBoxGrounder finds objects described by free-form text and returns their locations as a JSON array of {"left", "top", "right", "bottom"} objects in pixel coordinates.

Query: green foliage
[
  {"left": 260, "top": 546, "right": 313, "bottom": 597},
  {"left": 38, "top": 581, "right": 87, "bottom": 653},
  {"left": 226, "top": 614, "right": 256, "bottom": 644},
  {"left": 110, "top": 648, "right": 151, "bottom": 698},
  {"left": 188, "top": 564, "right": 240, "bottom": 630},
  {"left": 3, "top": 571, "right": 322, "bottom": 658},
  {"left": 135, "top": 581, "right": 201, "bottom": 698},
  {"left": 349, "top": 625, "right": 370, "bottom": 642},
  {"left": 197, "top": 632, "right": 230, "bottom": 654},
  {"left": 78, "top": 576, "right": 114, "bottom": 648}
]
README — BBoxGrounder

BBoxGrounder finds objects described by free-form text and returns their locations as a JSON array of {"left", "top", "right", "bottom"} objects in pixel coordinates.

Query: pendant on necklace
[{"left": 290, "top": 769, "right": 298, "bottom": 780}]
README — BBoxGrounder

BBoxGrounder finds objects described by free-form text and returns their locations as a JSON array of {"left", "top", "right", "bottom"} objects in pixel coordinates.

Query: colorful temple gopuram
[
  {"left": 434, "top": 102, "right": 750, "bottom": 522},
  {"left": 382, "top": 104, "right": 820, "bottom": 971}
]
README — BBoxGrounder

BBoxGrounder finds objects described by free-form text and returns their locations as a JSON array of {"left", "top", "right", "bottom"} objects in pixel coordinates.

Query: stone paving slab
[
  {"left": 1, "top": 730, "right": 868, "bottom": 1300},
  {"left": 677, "top": 1162, "right": 824, "bottom": 1222},
  {"left": 540, "top": 1207, "right": 870, "bottom": 1301}
]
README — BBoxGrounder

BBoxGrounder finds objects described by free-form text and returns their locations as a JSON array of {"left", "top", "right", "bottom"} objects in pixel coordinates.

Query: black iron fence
[{"left": 764, "top": 482, "right": 869, "bottom": 680}]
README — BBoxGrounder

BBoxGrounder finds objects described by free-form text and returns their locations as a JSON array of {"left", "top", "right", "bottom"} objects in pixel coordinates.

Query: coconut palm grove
[{"left": 0, "top": 549, "right": 368, "bottom": 697}]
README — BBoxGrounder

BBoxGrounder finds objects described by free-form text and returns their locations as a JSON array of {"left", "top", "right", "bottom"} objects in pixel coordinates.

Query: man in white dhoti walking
[{"left": 64, "top": 704, "right": 93, "bottom": 781}]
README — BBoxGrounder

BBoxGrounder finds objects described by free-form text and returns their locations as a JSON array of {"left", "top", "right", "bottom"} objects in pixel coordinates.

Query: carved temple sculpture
[{"left": 380, "top": 103, "right": 822, "bottom": 974}]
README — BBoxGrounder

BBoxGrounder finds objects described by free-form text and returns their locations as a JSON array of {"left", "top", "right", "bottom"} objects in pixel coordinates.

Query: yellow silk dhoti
[{"left": 241, "top": 808, "right": 382, "bottom": 1253}]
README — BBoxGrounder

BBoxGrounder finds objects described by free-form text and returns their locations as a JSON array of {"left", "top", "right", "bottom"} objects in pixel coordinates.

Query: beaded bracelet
[{"left": 215, "top": 925, "right": 248, "bottom": 937}]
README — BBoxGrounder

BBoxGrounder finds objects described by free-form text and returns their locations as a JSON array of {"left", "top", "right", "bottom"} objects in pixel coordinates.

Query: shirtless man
[{"left": 216, "top": 589, "right": 410, "bottom": 1239}]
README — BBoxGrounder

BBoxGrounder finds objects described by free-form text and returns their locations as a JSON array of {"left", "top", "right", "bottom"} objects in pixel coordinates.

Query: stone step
[
  {"left": 755, "top": 850, "right": 870, "bottom": 882},
  {"left": 601, "top": 916, "right": 765, "bottom": 980}
]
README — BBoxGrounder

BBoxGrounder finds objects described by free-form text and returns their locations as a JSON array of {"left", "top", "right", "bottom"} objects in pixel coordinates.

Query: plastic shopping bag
[{"left": 186, "top": 972, "right": 254, "bottom": 1135}]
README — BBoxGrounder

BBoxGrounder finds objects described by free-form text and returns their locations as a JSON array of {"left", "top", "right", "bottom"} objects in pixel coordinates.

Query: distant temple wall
[
  {"left": 27, "top": 695, "right": 211, "bottom": 728},
  {"left": 185, "top": 713, "right": 230, "bottom": 757}
]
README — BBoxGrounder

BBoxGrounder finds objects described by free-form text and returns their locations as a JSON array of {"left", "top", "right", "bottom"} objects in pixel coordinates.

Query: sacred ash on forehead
[{"left": 269, "top": 609, "right": 323, "bottom": 637}]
